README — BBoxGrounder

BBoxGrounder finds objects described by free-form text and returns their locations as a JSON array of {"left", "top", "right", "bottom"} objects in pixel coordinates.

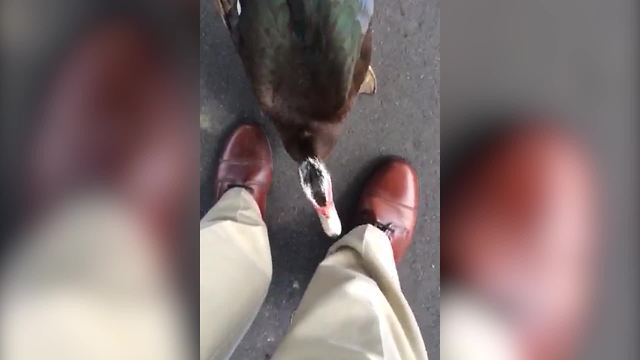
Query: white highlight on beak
[
  {"left": 236, "top": 0, "right": 242, "bottom": 15},
  {"left": 319, "top": 204, "right": 342, "bottom": 238}
]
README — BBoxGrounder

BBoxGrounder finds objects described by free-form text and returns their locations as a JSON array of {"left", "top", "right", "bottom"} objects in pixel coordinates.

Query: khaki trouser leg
[
  {"left": 0, "top": 195, "right": 188, "bottom": 360},
  {"left": 200, "top": 188, "right": 272, "bottom": 360},
  {"left": 273, "top": 225, "right": 429, "bottom": 360}
]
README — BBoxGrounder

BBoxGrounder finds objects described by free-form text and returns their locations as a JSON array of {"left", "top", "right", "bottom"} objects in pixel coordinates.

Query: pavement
[{"left": 200, "top": 0, "right": 441, "bottom": 358}]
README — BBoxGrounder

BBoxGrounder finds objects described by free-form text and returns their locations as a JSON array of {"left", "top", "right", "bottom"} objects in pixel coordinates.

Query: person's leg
[
  {"left": 200, "top": 188, "right": 271, "bottom": 360},
  {"left": 1, "top": 194, "right": 189, "bottom": 360},
  {"left": 273, "top": 158, "right": 429, "bottom": 360},
  {"left": 3, "top": 19, "right": 194, "bottom": 360},
  {"left": 200, "top": 124, "right": 273, "bottom": 360}
]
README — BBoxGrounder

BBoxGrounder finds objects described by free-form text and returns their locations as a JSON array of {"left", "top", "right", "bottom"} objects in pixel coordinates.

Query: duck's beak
[
  {"left": 315, "top": 189, "right": 342, "bottom": 238},
  {"left": 298, "top": 158, "right": 342, "bottom": 237}
]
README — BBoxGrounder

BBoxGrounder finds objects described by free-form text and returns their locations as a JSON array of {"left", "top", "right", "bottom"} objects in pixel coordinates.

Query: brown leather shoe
[
  {"left": 442, "top": 123, "right": 598, "bottom": 360},
  {"left": 215, "top": 124, "right": 273, "bottom": 218},
  {"left": 355, "top": 157, "right": 420, "bottom": 263},
  {"left": 26, "top": 21, "right": 196, "bottom": 253}
]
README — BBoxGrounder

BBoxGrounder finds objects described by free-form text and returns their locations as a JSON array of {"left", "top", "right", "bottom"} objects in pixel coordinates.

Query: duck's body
[{"left": 216, "top": 0, "right": 376, "bottom": 236}]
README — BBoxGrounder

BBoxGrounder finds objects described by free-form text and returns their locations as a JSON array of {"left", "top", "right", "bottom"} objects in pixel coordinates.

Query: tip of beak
[{"left": 318, "top": 204, "right": 342, "bottom": 238}]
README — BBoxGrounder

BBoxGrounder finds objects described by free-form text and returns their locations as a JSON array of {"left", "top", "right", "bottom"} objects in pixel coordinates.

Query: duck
[{"left": 215, "top": 0, "right": 377, "bottom": 237}]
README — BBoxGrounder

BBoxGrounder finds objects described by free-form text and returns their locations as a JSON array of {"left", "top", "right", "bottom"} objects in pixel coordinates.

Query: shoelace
[{"left": 375, "top": 222, "right": 395, "bottom": 236}]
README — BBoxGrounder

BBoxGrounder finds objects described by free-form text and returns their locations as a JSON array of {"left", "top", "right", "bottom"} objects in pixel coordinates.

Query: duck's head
[{"left": 298, "top": 157, "right": 341, "bottom": 238}]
